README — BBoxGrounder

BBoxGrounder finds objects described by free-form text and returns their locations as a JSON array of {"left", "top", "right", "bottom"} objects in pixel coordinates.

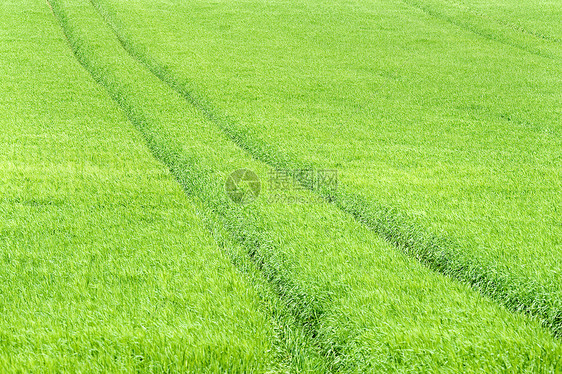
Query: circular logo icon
[{"left": 225, "top": 169, "right": 261, "bottom": 205}]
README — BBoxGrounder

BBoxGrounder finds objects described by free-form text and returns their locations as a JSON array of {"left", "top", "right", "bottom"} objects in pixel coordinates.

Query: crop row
[
  {"left": 91, "top": 0, "right": 562, "bottom": 337},
  {"left": 42, "top": 0, "right": 562, "bottom": 371},
  {"left": 0, "top": 0, "right": 282, "bottom": 371}
]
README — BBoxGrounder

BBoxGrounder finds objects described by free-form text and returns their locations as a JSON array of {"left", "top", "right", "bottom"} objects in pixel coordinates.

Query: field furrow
[
  {"left": 42, "top": 0, "right": 562, "bottom": 372},
  {"left": 401, "top": 0, "right": 562, "bottom": 60},
  {"left": 90, "top": 0, "right": 562, "bottom": 337},
  {"left": 0, "top": 0, "right": 282, "bottom": 372}
]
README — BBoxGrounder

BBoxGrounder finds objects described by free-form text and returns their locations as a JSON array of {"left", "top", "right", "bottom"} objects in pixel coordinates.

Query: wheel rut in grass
[
  {"left": 400, "top": 0, "right": 561, "bottom": 61},
  {"left": 46, "top": 0, "right": 364, "bottom": 371},
  {"left": 433, "top": 2, "right": 562, "bottom": 44},
  {"left": 89, "top": 0, "right": 562, "bottom": 338}
]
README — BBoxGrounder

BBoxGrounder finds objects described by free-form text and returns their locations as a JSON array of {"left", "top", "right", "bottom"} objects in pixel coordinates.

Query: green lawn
[
  {"left": 0, "top": 1, "right": 278, "bottom": 371},
  {"left": 91, "top": 0, "right": 562, "bottom": 335},
  {"left": 1, "top": 0, "right": 561, "bottom": 372}
]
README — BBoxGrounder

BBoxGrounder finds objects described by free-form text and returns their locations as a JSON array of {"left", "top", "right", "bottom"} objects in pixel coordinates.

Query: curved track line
[
  {"left": 401, "top": 0, "right": 560, "bottom": 61},
  {"left": 90, "top": 0, "right": 562, "bottom": 338},
  {"left": 45, "top": 1, "right": 367, "bottom": 371}
]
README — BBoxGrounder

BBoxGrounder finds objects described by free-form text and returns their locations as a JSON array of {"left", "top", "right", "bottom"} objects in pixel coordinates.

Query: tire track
[
  {"left": 400, "top": 0, "right": 560, "bottom": 61},
  {"left": 45, "top": 0, "right": 363, "bottom": 371},
  {"left": 447, "top": 2, "right": 561, "bottom": 44},
  {"left": 90, "top": 0, "right": 562, "bottom": 338}
]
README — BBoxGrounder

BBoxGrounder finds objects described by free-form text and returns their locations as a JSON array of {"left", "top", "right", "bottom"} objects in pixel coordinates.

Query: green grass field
[
  {"left": 1, "top": 0, "right": 561, "bottom": 372},
  {"left": 89, "top": 0, "right": 562, "bottom": 335}
]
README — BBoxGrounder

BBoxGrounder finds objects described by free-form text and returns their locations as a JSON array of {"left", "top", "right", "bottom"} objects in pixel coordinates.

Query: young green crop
[
  {"left": 92, "top": 0, "right": 562, "bottom": 335},
  {"left": 404, "top": 0, "right": 562, "bottom": 59},
  {"left": 0, "top": 1, "right": 280, "bottom": 372},
  {"left": 43, "top": 0, "right": 562, "bottom": 371}
]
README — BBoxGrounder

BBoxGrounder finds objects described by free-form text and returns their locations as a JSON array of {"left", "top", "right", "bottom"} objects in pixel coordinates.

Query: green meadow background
[{"left": 1, "top": 0, "right": 560, "bottom": 372}]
